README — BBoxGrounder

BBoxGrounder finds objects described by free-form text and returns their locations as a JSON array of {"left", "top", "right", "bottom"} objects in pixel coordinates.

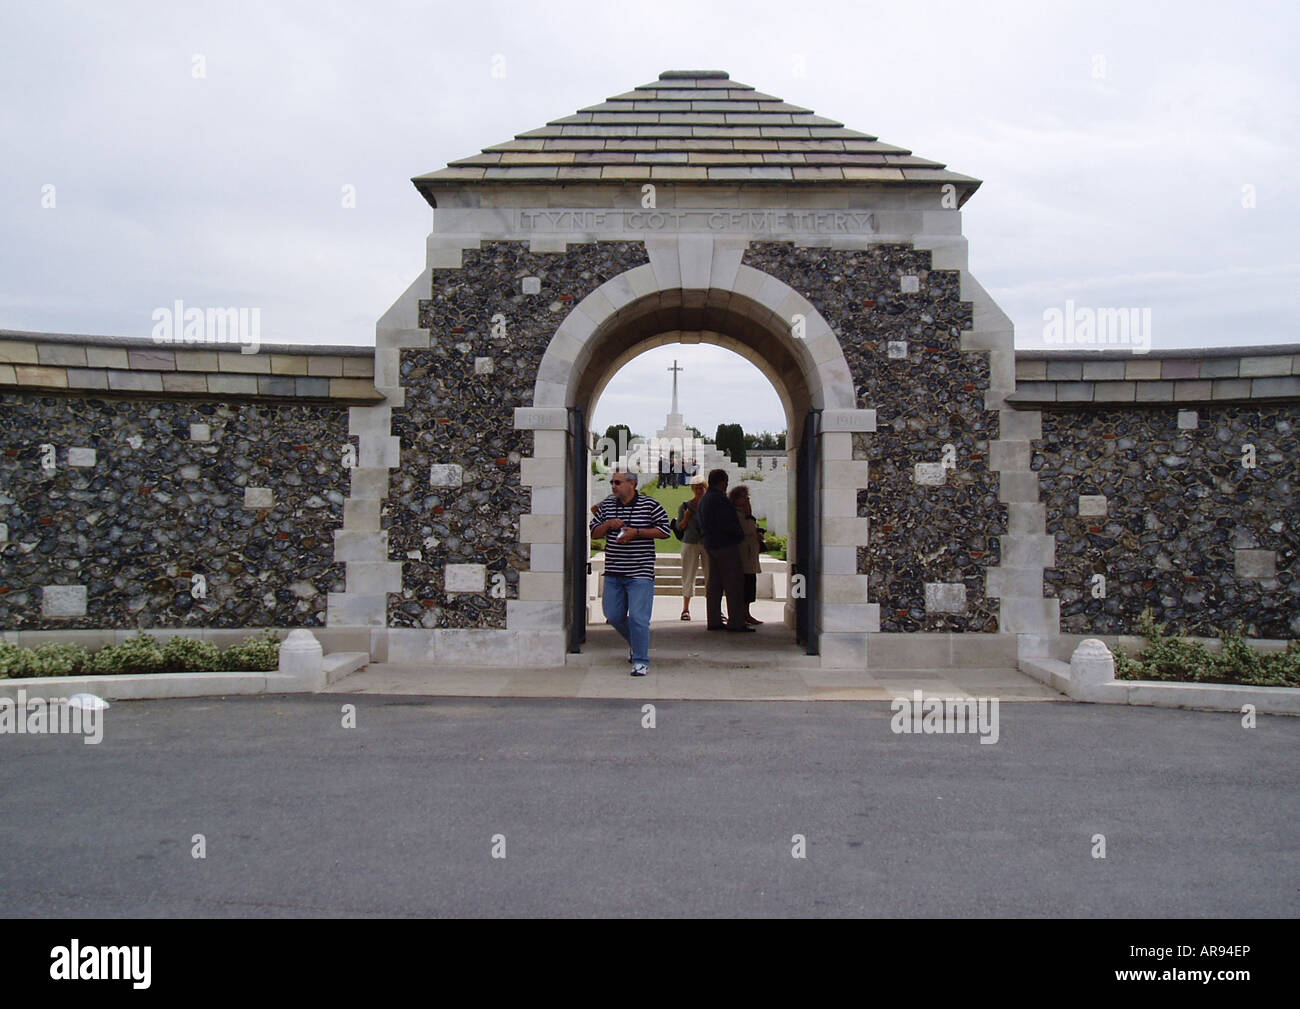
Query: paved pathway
[{"left": 332, "top": 599, "right": 1061, "bottom": 701}]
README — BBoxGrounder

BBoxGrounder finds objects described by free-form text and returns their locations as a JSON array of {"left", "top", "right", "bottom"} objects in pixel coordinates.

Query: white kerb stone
[
  {"left": 1177, "top": 410, "right": 1198, "bottom": 430},
  {"left": 445, "top": 563, "right": 487, "bottom": 593},
  {"left": 67, "top": 447, "right": 96, "bottom": 467},
  {"left": 190, "top": 423, "right": 211, "bottom": 442},
  {"left": 900, "top": 274, "right": 920, "bottom": 293},
  {"left": 244, "top": 486, "right": 274, "bottom": 509},
  {"left": 42, "top": 584, "right": 87, "bottom": 617},
  {"left": 888, "top": 341, "right": 908, "bottom": 359},
  {"left": 429, "top": 463, "right": 463, "bottom": 487},
  {"left": 924, "top": 582, "right": 967, "bottom": 614},
  {"left": 522, "top": 276, "right": 541, "bottom": 295},
  {"left": 1078, "top": 495, "right": 1108, "bottom": 517},
  {"left": 914, "top": 462, "right": 946, "bottom": 485}
]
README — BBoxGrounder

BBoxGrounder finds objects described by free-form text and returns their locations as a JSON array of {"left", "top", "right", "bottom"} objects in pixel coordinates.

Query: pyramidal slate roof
[{"left": 413, "top": 69, "right": 979, "bottom": 203}]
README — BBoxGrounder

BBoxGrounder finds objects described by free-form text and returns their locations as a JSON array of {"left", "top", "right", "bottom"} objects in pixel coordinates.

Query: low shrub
[
  {"left": 161, "top": 635, "right": 223, "bottom": 673},
  {"left": 219, "top": 630, "right": 282, "bottom": 672},
  {"left": 1115, "top": 610, "right": 1300, "bottom": 688},
  {"left": 0, "top": 632, "right": 281, "bottom": 677},
  {"left": 0, "top": 642, "right": 90, "bottom": 678},
  {"left": 761, "top": 533, "right": 787, "bottom": 561},
  {"left": 84, "top": 633, "right": 168, "bottom": 676}
]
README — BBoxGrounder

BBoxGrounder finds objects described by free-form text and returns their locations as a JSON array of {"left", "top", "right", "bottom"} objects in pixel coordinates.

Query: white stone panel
[
  {"left": 924, "top": 582, "right": 967, "bottom": 613},
  {"left": 445, "top": 563, "right": 487, "bottom": 593},
  {"left": 513, "top": 407, "right": 569, "bottom": 430},
  {"left": 244, "top": 487, "right": 274, "bottom": 509},
  {"left": 914, "top": 462, "right": 946, "bottom": 485},
  {"left": 42, "top": 585, "right": 87, "bottom": 618},
  {"left": 429, "top": 464, "right": 463, "bottom": 487},
  {"left": 1235, "top": 549, "right": 1276, "bottom": 579}
]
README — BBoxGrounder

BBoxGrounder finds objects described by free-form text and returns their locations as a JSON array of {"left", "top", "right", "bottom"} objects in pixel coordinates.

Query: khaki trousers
[{"left": 680, "top": 541, "right": 709, "bottom": 600}]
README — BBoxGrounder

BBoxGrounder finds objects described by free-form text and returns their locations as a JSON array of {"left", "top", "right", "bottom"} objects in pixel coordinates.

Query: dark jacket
[{"left": 697, "top": 486, "right": 744, "bottom": 549}]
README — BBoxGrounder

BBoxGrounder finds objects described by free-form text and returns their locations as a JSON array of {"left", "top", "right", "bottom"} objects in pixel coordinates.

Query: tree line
[{"left": 600, "top": 423, "right": 786, "bottom": 469}]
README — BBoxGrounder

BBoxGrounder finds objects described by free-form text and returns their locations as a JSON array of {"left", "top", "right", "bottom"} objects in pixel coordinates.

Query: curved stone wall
[
  {"left": 0, "top": 393, "right": 349, "bottom": 629},
  {"left": 1035, "top": 403, "right": 1299, "bottom": 638}
]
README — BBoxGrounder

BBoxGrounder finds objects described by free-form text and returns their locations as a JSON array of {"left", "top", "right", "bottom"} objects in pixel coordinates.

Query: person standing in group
[
  {"left": 589, "top": 471, "right": 671, "bottom": 675},
  {"left": 728, "top": 484, "right": 765, "bottom": 626},
  {"left": 696, "top": 468, "right": 753, "bottom": 632},
  {"left": 675, "top": 474, "right": 709, "bottom": 621}
]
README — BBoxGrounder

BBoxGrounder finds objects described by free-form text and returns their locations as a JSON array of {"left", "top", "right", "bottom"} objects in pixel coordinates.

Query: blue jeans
[{"left": 603, "top": 574, "right": 654, "bottom": 667}]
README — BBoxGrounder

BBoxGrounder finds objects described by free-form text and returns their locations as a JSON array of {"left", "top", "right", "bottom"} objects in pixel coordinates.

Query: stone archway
[
  {"left": 511, "top": 238, "right": 877, "bottom": 668},
  {"left": 335, "top": 67, "right": 1066, "bottom": 675}
]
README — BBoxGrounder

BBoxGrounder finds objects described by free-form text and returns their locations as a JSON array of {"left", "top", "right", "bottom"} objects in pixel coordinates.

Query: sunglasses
[{"left": 611, "top": 479, "right": 625, "bottom": 485}]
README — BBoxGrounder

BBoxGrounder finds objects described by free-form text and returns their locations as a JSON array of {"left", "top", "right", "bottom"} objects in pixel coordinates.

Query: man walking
[
  {"left": 696, "top": 468, "right": 754, "bottom": 632},
  {"left": 589, "top": 471, "right": 671, "bottom": 675}
]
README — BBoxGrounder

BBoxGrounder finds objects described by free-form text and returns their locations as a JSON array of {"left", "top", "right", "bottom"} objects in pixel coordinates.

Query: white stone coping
[
  {"left": 0, "top": 330, "right": 380, "bottom": 403},
  {"left": 0, "top": 329, "right": 375, "bottom": 358},
  {"left": 1018, "top": 656, "right": 1300, "bottom": 715},
  {"left": 1011, "top": 347, "right": 1300, "bottom": 406},
  {"left": 0, "top": 669, "right": 315, "bottom": 702}
]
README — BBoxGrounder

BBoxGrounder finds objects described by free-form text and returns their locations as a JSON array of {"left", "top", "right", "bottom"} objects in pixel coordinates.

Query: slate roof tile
[{"left": 413, "top": 69, "right": 980, "bottom": 200}]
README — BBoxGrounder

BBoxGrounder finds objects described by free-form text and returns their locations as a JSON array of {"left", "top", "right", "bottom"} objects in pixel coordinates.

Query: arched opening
[
  {"left": 554, "top": 285, "right": 829, "bottom": 664},
  {"left": 585, "top": 342, "right": 794, "bottom": 652}
]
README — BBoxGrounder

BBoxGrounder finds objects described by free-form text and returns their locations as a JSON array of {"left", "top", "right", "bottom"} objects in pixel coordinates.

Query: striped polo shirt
[{"left": 590, "top": 491, "right": 671, "bottom": 579}]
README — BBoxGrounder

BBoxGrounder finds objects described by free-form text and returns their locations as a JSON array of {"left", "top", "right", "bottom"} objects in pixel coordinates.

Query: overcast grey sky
[{"left": 2, "top": 0, "right": 1295, "bottom": 437}]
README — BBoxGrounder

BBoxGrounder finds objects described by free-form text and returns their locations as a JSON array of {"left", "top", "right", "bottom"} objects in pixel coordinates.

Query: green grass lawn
[
  {"left": 644, "top": 482, "right": 695, "bottom": 553},
  {"left": 590, "top": 480, "right": 779, "bottom": 556},
  {"left": 590, "top": 480, "right": 695, "bottom": 554}
]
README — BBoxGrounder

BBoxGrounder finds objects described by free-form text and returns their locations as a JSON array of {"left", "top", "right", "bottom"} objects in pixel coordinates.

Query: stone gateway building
[{"left": 2, "top": 70, "right": 1297, "bottom": 674}]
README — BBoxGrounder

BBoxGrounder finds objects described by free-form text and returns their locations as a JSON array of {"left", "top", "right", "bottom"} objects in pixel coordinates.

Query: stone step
[
  {"left": 322, "top": 651, "right": 369, "bottom": 684},
  {"left": 565, "top": 639, "right": 821, "bottom": 671}
]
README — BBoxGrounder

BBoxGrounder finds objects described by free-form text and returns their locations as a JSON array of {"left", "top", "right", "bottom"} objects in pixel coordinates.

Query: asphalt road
[{"left": 1, "top": 694, "right": 1296, "bottom": 917}]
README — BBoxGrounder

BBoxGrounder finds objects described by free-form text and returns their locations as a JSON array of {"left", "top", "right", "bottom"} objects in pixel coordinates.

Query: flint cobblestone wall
[
  {"left": 742, "top": 243, "right": 1002, "bottom": 632},
  {"left": 386, "top": 239, "right": 649, "bottom": 628},
  {"left": 0, "top": 393, "right": 350, "bottom": 629},
  {"left": 1035, "top": 404, "right": 1300, "bottom": 638}
]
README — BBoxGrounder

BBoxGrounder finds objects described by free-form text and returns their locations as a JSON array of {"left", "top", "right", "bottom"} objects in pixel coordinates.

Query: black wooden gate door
[
  {"left": 794, "top": 407, "right": 822, "bottom": 655},
  {"left": 567, "top": 405, "right": 588, "bottom": 653}
]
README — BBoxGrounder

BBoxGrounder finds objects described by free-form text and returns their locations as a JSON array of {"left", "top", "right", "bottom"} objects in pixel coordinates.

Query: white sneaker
[{"left": 631, "top": 664, "right": 649, "bottom": 677}]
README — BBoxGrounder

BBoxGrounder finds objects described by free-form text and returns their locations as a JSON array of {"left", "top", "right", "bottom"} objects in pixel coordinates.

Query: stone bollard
[
  {"left": 1070, "top": 638, "right": 1116, "bottom": 702},
  {"left": 279, "top": 629, "right": 325, "bottom": 691}
]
